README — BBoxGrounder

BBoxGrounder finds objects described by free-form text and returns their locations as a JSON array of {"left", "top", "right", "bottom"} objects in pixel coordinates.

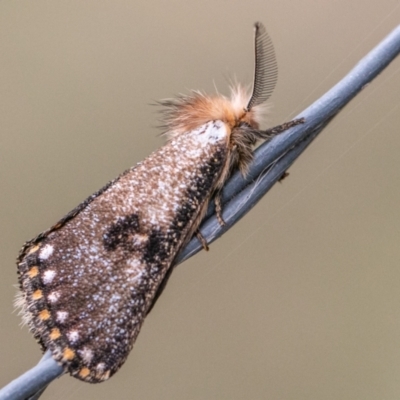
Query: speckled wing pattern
[{"left": 17, "top": 120, "right": 229, "bottom": 383}]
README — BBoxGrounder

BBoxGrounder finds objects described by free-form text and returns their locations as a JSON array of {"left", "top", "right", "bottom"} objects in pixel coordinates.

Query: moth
[{"left": 16, "top": 22, "right": 302, "bottom": 383}]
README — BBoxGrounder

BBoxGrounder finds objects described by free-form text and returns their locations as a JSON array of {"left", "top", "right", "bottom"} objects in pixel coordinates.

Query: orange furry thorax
[{"left": 162, "top": 85, "right": 268, "bottom": 138}]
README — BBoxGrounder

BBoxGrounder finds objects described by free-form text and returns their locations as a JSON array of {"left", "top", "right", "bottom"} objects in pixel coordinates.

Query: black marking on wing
[
  {"left": 103, "top": 214, "right": 141, "bottom": 252},
  {"left": 146, "top": 154, "right": 226, "bottom": 314}
]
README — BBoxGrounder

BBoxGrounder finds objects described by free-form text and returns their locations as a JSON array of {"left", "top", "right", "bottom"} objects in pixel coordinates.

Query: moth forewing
[{"left": 17, "top": 121, "right": 234, "bottom": 382}]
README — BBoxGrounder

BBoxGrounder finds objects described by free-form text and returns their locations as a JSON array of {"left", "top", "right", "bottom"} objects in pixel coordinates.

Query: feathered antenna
[{"left": 246, "top": 22, "right": 278, "bottom": 111}]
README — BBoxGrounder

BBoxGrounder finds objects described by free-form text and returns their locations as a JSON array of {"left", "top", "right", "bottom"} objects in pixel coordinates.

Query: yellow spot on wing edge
[
  {"left": 27, "top": 266, "right": 39, "bottom": 278},
  {"left": 39, "top": 309, "right": 50, "bottom": 320},
  {"left": 27, "top": 245, "right": 40, "bottom": 255},
  {"left": 94, "top": 367, "right": 111, "bottom": 381},
  {"left": 79, "top": 367, "right": 90, "bottom": 379},
  {"left": 49, "top": 328, "right": 61, "bottom": 340},
  {"left": 63, "top": 347, "right": 75, "bottom": 361},
  {"left": 32, "top": 290, "right": 43, "bottom": 300}
]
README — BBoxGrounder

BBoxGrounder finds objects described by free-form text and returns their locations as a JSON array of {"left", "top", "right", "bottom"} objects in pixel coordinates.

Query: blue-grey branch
[{"left": 1, "top": 24, "right": 399, "bottom": 400}]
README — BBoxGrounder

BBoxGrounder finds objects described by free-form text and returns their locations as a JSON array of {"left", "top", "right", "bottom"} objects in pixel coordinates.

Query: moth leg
[
  {"left": 264, "top": 118, "right": 305, "bottom": 137},
  {"left": 214, "top": 191, "right": 226, "bottom": 227},
  {"left": 196, "top": 230, "right": 209, "bottom": 251},
  {"left": 269, "top": 118, "right": 305, "bottom": 183},
  {"left": 279, "top": 171, "right": 290, "bottom": 182}
]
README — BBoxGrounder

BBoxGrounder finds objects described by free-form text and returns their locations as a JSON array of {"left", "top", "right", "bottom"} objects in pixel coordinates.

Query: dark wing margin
[{"left": 246, "top": 22, "right": 278, "bottom": 111}]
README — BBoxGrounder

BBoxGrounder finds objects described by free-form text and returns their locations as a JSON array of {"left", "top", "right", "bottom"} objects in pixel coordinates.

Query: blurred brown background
[{"left": 1, "top": 1, "right": 400, "bottom": 399}]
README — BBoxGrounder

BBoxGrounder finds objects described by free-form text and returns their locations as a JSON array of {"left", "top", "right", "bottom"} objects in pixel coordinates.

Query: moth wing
[{"left": 17, "top": 120, "right": 231, "bottom": 382}]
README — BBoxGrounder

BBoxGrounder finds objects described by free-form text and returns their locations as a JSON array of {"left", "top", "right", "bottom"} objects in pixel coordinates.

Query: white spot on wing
[
  {"left": 194, "top": 120, "right": 227, "bottom": 145},
  {"left": 48, "top": 291, "right": 60, "bottom": 303},
  {"left": 56, "top": 311, "right": 68, "bottom": 323},
  {"left": 42, "top": 270, "right": 56, "bottom": 284},
  {"left": 78, "top": 347, "right": 94, "bottom": 363},
  {"left": 96, "top": 362, "right": 106, "bottom": 371},
  {"left": 39, "top": 244, "right": 54, "bottom": 260},
  {"left": 67, "top": 330, "right": 79, "bottom": 343}
]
